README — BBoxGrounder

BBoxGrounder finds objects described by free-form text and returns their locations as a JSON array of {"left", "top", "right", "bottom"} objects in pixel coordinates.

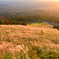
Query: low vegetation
[
  {"left": 0, "top": 25, "right": 59, "bottom": 59},
  {"left": 30, "top": 22, "right": 50, "bottom": 26},
  {"left": 53, "top": 25, "right": 59, "bottom": 30}
]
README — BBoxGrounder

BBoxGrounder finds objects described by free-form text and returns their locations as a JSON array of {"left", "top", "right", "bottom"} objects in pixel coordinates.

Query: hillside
[
  {"left": 0, "top": 16, "right": 8, "bottom": 20},
  {"left": 0, "top": 25, "right": 59, "bottom": 59}
]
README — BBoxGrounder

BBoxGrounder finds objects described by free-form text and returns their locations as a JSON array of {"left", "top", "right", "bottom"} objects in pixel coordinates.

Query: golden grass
[{"left": 0, "top": 25, "right": 59, "bottom": 53}]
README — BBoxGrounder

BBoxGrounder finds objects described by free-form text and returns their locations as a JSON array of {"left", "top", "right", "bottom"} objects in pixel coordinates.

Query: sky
[{"left": 0, "top": 0, "right": 59, "bottom": 1}]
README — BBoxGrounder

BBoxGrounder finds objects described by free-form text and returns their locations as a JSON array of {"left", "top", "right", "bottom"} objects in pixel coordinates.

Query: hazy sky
[{"left": 0, "top": 0, "right": 59, "bottom": 1}]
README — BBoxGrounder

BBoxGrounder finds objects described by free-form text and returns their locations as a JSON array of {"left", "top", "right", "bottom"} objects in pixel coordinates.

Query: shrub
[
  {"left": 53, "top": 25, "right": 59, "bottom": 30},
  {"left": 20, "top": 21, "right": 27, "bottom": 25},
  {"left": 40, "top": 30, "right": 44, "bottom": 35},
  {"left": 0, "top": 20, "right": 4, "bottom": 24}
]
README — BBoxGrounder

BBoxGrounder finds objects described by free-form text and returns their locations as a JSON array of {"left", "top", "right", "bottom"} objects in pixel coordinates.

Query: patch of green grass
[{"left": 30, "top": 22, "right": 50, "bottom": 26}]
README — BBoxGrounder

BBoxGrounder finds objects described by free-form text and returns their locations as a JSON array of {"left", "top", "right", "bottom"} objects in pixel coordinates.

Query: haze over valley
[{"left": 0, "top": 1, "right": 59, "bottom": 12}]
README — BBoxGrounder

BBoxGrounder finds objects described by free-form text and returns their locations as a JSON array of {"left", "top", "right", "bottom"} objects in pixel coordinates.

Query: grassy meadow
[
  {"left": 30, "top": 22, "right": 50, "bottom": 26},
  {"left": 0, "top": 24, "right": 59, "bottom": 59}
]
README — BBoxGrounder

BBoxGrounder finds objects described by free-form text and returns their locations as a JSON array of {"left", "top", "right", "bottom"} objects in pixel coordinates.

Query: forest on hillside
[{"left": 0, "top": 10, "right": 59, "bottom": 29}]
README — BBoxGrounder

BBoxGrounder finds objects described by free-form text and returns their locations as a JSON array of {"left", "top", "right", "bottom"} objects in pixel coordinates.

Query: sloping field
[
  {"left": 0, "top": 25, "right": 59, "bottom": 51},
  {"left": 0, "top": 25, "right": 59, "bottom": 59}
]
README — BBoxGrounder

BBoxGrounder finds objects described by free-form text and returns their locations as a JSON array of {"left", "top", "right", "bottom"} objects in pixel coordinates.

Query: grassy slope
[
  {"left": 0, "top": 25, "right": 59, "bottom": 52},
  {"left": 0, "top": 25, "right": 59, "bottom": 59}
]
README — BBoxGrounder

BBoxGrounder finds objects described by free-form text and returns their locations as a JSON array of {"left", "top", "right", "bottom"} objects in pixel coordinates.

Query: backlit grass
[{"left": 0, "top": 25, "right": 59, "bottom": 59}]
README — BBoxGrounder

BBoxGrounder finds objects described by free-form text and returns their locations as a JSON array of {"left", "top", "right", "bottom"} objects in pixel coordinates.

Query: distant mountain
[
  {"left": 0, "top": 1, "right": 52, "bottom": 12},
  {"left": 0, "top": 4, "right": 26, "bottom": 12},
  {"left": 0, "top": 1, "right": 59, "bottom": 14},
  {"left": 0, "top": 4, "right": 14, "bottom": 12}
]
